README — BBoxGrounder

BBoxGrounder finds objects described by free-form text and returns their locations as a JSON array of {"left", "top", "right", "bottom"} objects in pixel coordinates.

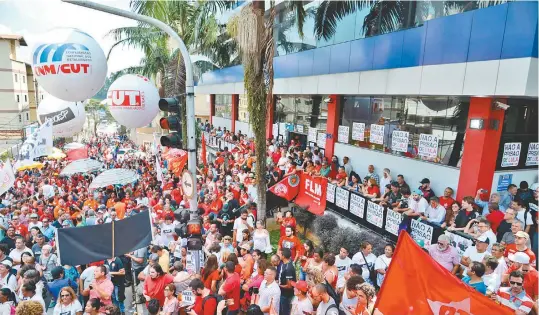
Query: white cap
[
  {"left": 1, "top": 260, "right": 12, "bottom": 268},
  {"left": 509, "top": 252, "right": 530, "bottom": 264}
]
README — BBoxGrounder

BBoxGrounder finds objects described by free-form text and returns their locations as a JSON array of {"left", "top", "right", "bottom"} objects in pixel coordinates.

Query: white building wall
[
  {"left": 235, "top": 120, "right": 254, "bottom": 138},
  {"left": 212, "top": 116, "right": 232, "bottom": 130},
  {"left": 334, "top": 142, "right": 461, "bottom": 197}
]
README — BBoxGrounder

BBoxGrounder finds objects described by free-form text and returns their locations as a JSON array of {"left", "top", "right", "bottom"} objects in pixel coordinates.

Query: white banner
[
  {"left": 297, "top": 125, "right": 304, "bottom": 133},
  {"left": 418, "top": 134, "right": 439, "bottom": 158},
  {"left": 385, "top": 210, "right": 402, "bottom": 236},
  {"left": 349, "top": 193, "right": 365, "bottom": 218},
  {"left": 0, "top": 160, "right": 15, "bottom": 196},
  {"left": 370, "top": 124, "right": 385, "bottom": 145},
  {"left": 308, "top": 127, "right": 317, "bottom": 143},
  {"left": 326, "top": 183, "right": 336, "bottom": 203},
  {"left": 366, "top": 201, "right": 384, "bottom": 228},
  {"left": 444, "top": 230, "right": 474, "bottom": 260},
  {"left": 317, "top": 132, "right": 326, "bottom": 148},
  {"left": 391, "top": 130, "right": 409, "bottom": 153},
  {"left": 410, "top": 219, "right": 434, "bottom": 246},
  {"left": 155, "top": 157, "right": 163, "bottom": 184},
  {"left": 337, "top": 126, "right": 349, "bottom": 144},
  {"left": 501, "top": 142, "right": 521, "bottom": 167},
  {"left": 352, "top": 123, "right": 365, "bottom": 141},
  {"left": 272, "top": 123, "right": 279, "bottom": 138},
  {"left": 526, "top": 142, "right": 539, "bottom": 166},
  {"left": 335, "top": 187, "right": 350, "bottom": 209},
  {"left": 17, "top": 120, "right": 53, "bottom": 162},
  {"left": 279, "top": 123, "right": 287, "bottom": 137}
]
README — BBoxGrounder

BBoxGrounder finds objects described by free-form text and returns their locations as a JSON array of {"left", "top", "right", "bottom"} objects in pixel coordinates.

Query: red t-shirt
[
  {"left": 192, "top": 295, "right": 217, "bottom": 315},
  {"left": 486, "top": 210, "right": 505, "bottom": 234},
  {"left": 438, "top": 196, "right": 455, "bottom": 210},
  {"left": 278, "top": 235, "right": 303, "bottom": 260},
  {"left": 367, "top": 186, "right": 381, "bottom": 197},
  {"left": 13, "top": 224, "right": 28, "bottom": 238},
  {"left": 504, "top": 244, "right": 537, "bottom": 267},
  {"left": 222, "top": 273, "right": 240, "bottom": 311}
]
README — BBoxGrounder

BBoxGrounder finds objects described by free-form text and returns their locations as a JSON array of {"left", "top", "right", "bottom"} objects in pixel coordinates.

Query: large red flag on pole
[
  {"left": 374, "top": 231, "right": 513, "bottom": 315},
  {"left": 201, "top": 133, "right": 207, "bottom": 166}
]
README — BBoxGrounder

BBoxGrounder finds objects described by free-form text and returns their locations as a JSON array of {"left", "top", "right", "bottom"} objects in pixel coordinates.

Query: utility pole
[{"left": 61, "top": 0, "right": 198, "bottom": 218}]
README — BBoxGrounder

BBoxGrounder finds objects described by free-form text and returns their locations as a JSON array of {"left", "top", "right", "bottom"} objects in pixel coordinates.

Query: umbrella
[
  {"left": 89, "top": 168, "right": 139, "bottom": 189},
  {"left": 64, "top": 142, "right": 85, "bottom": 151},
  {"left": 60, "top": 158, "right": 104, "bottom": 176},
  {"left": 16, "top": 161, "right": 44, "bottom": 171},
  {"left": 47, "top": 148, "right": 66, "bottom": 160}
]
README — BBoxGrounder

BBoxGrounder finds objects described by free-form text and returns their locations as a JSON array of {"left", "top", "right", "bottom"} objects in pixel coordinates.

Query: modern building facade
[
  {"left": 195, "top": 1, "right": 538, "bottom": 199},
  {"left": 0, "top": 34, "right": 39, "bottom": 143}
]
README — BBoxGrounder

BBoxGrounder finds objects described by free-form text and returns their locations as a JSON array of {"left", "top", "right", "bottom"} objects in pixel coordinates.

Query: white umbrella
[
  {"left": 64, "top": 142, "right": 85, "bottom": 151},
  {"left": 89, "top": 168, "right": 139, "bottom": 189},
  {"left": 60, "top": 159, "right": 104, "bottom": 176}
]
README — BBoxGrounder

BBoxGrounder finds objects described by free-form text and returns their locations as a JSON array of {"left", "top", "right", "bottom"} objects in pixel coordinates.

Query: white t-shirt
[
  {"left": 9, "top": 247, "right": 33, "bottom": 270},
  {"left": 479, "top": 230, "right": 497, "bottom": 251},
  {"left": 160, "top": 223, "right": 176, "bottom": 246},
  {"left": 407, "top": 196, "right": 429, "bottom": 214},
  {"left": 482, "top": 272, "right": 500, "bottom": 292},
  {"left": 28, "top": 294, "right": 46, "bottom": 315},
  {"left": 28, "top": 222, "right": 43, "bottom": 233},
  {"left": 374, "top": 254, "right": 392, "bottom": 287},
  {"left": 0, "top": 272, "right": 17, "bottom": 292},
  {"left": 339, "top": 289, "right": 358, "bottom": 315},
  {"left": 291, "top": 296, "right": 313, "bottom": 315},
  {"left": 462, "top": 246, "right": 491, "bottom": 274},
  {"left": 335, "top": 256, "right": 351, "bottom": 289},
  {"left": 351, "top": 252, "right": 377, "bottom": 285},
  {"left": 53, "top": 300, "right": 82, "bottom": 315},
  {"left": 233, "top": 217, "right": 254, "bottom": 243},
  {"left": 425, "top": 205, "right": 446, "bottom": 224},
  {"left": 258, "top": 280, "right": 280, "bottom": 315},
  {"left": 515, "top": 209, "right": 533, "bottom": 227},
  {"left": 42, "top": 185, "right": 54, "bottom": 198}
]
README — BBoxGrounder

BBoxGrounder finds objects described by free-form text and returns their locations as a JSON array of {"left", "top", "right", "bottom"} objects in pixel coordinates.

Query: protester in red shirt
[
  {"left": 439, "top": 187, "right": 455, "bottom": 210},
  {"left": 10, "top": 216, "right": 28, "bottom": 238},
  {"left": 189, "top": 278, "right": 217, "bottom": 315},
  {"left": 278, "top": 226, "right": 303, "bottom": 261},
  {"left": 218, "top": 261, "right": 240, "bottom": 313},
  {"left": 504, "top": 231, "right": 537, "bottom": 268},
  {"left": 485, "top": 202, "right": 504, "bottom": 233}
]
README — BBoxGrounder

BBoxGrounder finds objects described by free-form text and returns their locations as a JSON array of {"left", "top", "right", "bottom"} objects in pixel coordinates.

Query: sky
[{"left": 0, "top": 0, "right": 144, "bottom": 74}]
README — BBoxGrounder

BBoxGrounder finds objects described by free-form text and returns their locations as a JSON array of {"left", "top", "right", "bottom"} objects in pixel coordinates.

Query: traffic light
[{"left": 159, "top": 97, "right": 183, "bottom": 148}]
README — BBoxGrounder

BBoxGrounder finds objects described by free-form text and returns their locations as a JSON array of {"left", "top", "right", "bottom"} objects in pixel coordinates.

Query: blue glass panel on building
[
  {"left": 329, "top": 42, "right": 351, "bottom": 74},
  {"left": 441, "top": 11, "right": 473, "bottom": 64},
  {"left": 297, "top": 50, "right": 315, "bottom": 77},
  {"left": 501, "top": 1, "right": 538, "bottom": 59},
  {"left": 467, "top": 4, "right": 508, "bottom": 62},
  {"left": 273, "top": 55, "right": 299, "bottom": 78},
  {"left": 333, "top": 12, "right": 357, "bottom": 44},
  {"left": 423, "top": 17, "right": 444, "bottom": 65},
  {"left": 349, "top": 37, "right": 375, "bottom": 72},
  {"left": 372, "top": 31, "right": 404, "bottom": 70},
  {"left": 401, "top": 25, "right": 426, "bottom": 67},
  {"left": 312, "top": 46, "right": 331, "bottom": 75},
  {"left": 355, "top": 5, "right": 374, "bottom": 39}
]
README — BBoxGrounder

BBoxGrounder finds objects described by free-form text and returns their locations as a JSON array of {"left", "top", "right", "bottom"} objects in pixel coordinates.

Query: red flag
[
  {"left": 67, "top": 148, "right": 88, "bottom": 161},
  {"left": 201, "top": 133, "right": 207, "bottom": 166},
  {"left": 168, "top": 155, "right": 188, "bottom": 177},
  {"left": 268, "top": 174, "right": 300, "bottom": 201},
  {"left": 295, "top": 172, "right": 327, "bottom": 215},
  {"left": 375, "top": 231, "right": 513, "bottom": 315}
]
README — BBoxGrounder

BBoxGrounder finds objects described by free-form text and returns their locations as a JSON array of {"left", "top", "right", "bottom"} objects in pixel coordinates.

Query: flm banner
[{"left": 295, "top": 172, "right": 327, "bottom": 215}]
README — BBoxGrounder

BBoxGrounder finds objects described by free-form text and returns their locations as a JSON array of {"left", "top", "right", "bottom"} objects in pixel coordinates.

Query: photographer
[{"left": 396, "top": 188, "right": 428, "bottom": 217}]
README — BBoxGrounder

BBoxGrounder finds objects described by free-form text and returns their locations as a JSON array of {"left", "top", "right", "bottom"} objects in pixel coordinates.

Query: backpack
[
  {"left": 324, "top": 304, "right": 346, "bottom": 315},
  {"left": 202, "top": 294, "right": 225, "bottom": 315},
  {"left": 323, "top": 280, "right": 340, "bottom": 307}
]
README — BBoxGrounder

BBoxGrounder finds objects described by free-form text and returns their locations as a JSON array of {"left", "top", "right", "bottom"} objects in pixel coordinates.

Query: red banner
[
  {"left": 67, "top": 148, "right": 88, "bottom": 161},
  {"left": 269, "top": 174, "right": 300, "bottom": 201},
  {"left": 200, "top": 133, "right": 207, "bottom": 166},
  {"left": 295, "top": 173, "right": 327, "bottom": 215},
  {"left": 168, "top": 155, "right": 187, "bottom": 177},
  {"left": 375, "top": 231, "right": 512, "bottom": 315}
]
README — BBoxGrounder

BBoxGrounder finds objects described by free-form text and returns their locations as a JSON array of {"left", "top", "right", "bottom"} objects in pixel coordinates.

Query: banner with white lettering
[
  {"left": 391, "top": 130, "right": 409, "bottom": 153},
  {"left": 410, "top": 219, "right": 434, "bottom": 246},
  {"left": 17, "top": 120, "right": 53, "bottom": 162},
  {"left": 352, "top": 122, "right": 365, "bottom": 141},
  {"left": 385, "top": 210, "right": 402, "bottom": 236},
  {"left": 366, "top": 201, "right": 384, "bottom": 228},
  {"left": 308, "top": 127, "right": 317, "bottom": 143},
  {"left": 418, "top": 134, "right": 438, "bottom": 159},
  {"left": 338, "top": 126, "right": 349, "bottom": 144},
  {"left": 326, "top": 183, "right": 336, "bottom": 203},
  {"left": 444, "top": 230, "right": 474, "bottom": 260},
  {"left": 272, "top": 124, "right": 279, "bottom": 138},
  {"left": 295, "top": 172, "right": 328, "bottom": 215},
  {"left": 501, "top": 142, "right": 521, "bottom": 167},
  {"left": 349, "top": 194, "right": 365, "bottom": 218},
  {"left": 526, "top": 143, "right": 538, "bottom": 166},
  {"left": 370, "top": 124, "right": 385, "bottom": 145},
  {"left": 297, "top": 125, "right": 304, "bottom": 133},
  {"left": 335, "top": 187, "right": 350, "bottom": 209},
  {"left": 317, "top": 132, "right": 326, "bottom": 148}
]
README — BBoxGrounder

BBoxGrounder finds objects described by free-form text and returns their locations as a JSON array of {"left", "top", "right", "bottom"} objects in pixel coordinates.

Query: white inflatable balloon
[
  {"left": 37, "top": 95, "right": 86, "bottom": 137},
  {"left": 107, "top": 74, "right": 160, "bottom": 128},
  {"left": 31, "top": 28, "right": 107, "bottom": 101}
]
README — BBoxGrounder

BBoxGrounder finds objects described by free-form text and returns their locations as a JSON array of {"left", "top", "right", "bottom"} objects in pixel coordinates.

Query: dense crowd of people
[{"left": 0, "top": 122, "right": 535, "bottom": 315}]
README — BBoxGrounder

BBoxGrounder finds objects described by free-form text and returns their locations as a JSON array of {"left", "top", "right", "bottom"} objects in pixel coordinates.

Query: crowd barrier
[
  {"left": 325, "top": 183, "right": 476, "bottom": 259},
  {"left": 203, "top": 132, "right": 237, "bottom": 152}
]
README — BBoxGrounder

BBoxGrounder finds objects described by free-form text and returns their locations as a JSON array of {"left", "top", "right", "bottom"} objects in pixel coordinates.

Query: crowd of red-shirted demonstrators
[{"left": 0, "top": 122, "right": 536, "bottom": 315}]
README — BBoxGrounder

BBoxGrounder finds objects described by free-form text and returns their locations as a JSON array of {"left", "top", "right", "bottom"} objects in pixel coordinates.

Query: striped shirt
[{"left": 496, "top": 287, "right": 534, "bottom": 314}]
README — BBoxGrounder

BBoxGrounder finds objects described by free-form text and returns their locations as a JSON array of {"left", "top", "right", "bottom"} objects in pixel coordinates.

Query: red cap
[{"left": 290, "top": 281, "right": 308, "bottom": 293}]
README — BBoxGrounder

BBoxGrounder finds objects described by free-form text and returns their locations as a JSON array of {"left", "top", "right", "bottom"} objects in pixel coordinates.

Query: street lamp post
[{"left": 61, "top": 0, "right": 199, "bottom": 218}]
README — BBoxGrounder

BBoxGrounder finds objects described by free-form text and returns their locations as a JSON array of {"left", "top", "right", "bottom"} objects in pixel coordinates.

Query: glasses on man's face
[{"left": 509, "top": 281, "right": 523, "bottom": 286}]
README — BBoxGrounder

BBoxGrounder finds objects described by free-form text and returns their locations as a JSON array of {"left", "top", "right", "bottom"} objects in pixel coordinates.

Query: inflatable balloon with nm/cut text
[
  {"left": 107, "top": 74, "right": 160, "bottom": 128},
  {"left": 31, "top": 28, "right": 107, "bottom": 101},
  {"left": 37, "top": 95, "right": 86, "bottom": 137}
]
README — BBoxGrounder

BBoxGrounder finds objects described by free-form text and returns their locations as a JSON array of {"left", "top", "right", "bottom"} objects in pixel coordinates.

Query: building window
[
  {"left": 274, "top": 95, "right": 328, "bottom": 136},
  {"left": 24, "top": 95, "right": 27, "bottom": 102},
  {"left": 22, "top": 75, "right": 25, "bottom": 83},
  {"left": 238, "top": 95, "right": 249, "bottom": 123},
  {"left": 214, "top": 94, "right": 232, "bottom": 119},
  {"left": 339, "top": 96, "right": 468, "bottom": 167},
  {"left": 14, "top": 74, "right": 17, "bottom": 82},
  {"left": 16, "top": 95, "right": 20, "bottom": 103},
  {"left": 18, "top": 115, "right": 21, "bottom": 123},
  {"left": 25, "top": 113, "right": 29, "bottom": 120}
]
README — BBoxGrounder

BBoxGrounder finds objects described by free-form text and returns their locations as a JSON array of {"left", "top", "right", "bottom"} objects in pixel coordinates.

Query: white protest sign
[
  {"left": 418, "top": 134, "right": 439, "bottom": 158},
  {"left": 317, "top": 132, "right": 326, "bottom": 148},
  {"left": 279, "top": 123, "right": 287, "bottom": 136},
  {"left": 410, "top": 219, "right": 434, "bottom": 246},
  {"left": 338, "top": 126, "right": 349, "bottom": 144},
  {"left": 349, "top": 194, "right": 365, "bottom": 218},
  {"left": 326, "top": 183, "right": 336, "bottom": 203},
  {"left": 501, "top": 142, "right": 521, "bottom": 167},
  {"left": 297, "top": 125, "right": 304, "bottom": 133},
  {"left": 181, "top": 290, "right": 195, "bottom": 305},
  {"left": 308, "top": 127, "right": 317, "bottom": 143},
  {"left": 385, "top": 210, "right": 402, "bottom": 236},
  {"left": 444, "top": 230, "right": 474, "bottom": 260},
  {"left": 17, "top": 120, "right": 53, "bottom": 162},
  {"left": 526, "top": 143, "right": 538, "bottom": 166},
  {"left": 352, "top": 123, "right": 365, "bottom": 141},
  {"left": 335, "top": 187, "right": 350, "bottom": 209},
  {"left": 370, "top": 124, "right": 385, "bottom": 145},
  {"left": 366, "top": 201, "right": 384, "bottom": 228},
  {"left": 391, "top": 130, "right": 409, "bottom": 153},
  {"left": 272, "top": 123, "right": 279, "bottom": 138}
]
